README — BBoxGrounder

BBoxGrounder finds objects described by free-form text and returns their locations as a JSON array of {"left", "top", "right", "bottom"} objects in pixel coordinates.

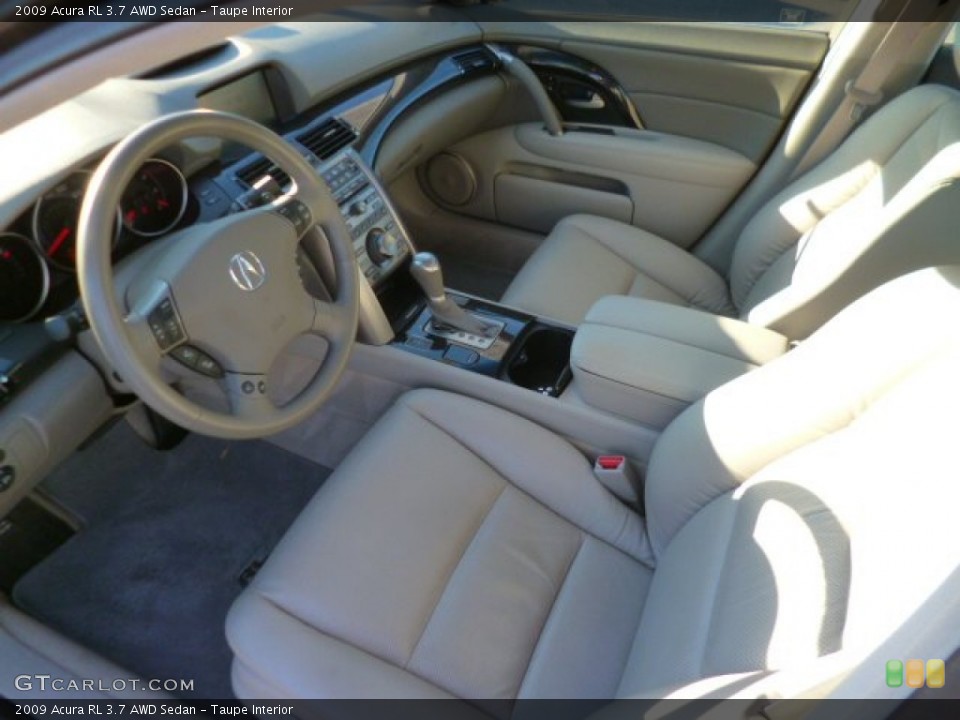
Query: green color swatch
[{"left": 886, "top": 660, "right": 904, "bottom": 687}]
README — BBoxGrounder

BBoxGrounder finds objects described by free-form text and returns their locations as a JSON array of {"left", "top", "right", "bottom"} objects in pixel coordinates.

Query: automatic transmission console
[{"left": 409, "top": 252, "right": 504, "bottom": 349}]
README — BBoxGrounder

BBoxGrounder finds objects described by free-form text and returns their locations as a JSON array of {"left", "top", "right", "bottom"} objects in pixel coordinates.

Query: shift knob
[
  {"left": 410, "top": 252, "right": 447, "bottom": 303},
  {"left": 408, "top": 251, "right": 499, "bottom": 338}
]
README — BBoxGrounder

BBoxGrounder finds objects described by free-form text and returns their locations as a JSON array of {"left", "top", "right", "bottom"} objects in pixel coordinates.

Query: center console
[
  {"left": 569, "top": 296, "right": 790, "bottom": 428},
  {"left": 392, "top": 292, "right": 574, "bottom": 397},
  {"left": 371, "top": 250, "right": 575, "bottom": 397},
  {"left": 315, "top": 149, "right": 575, "bottom": 399},
  {"left": 317, "top": 150, "right": 412, "bottom": 286}
]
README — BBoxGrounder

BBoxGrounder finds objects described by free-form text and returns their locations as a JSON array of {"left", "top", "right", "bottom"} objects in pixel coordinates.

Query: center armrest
[{"left": 570, "top": 296, "right": 789, "bottom": 428}]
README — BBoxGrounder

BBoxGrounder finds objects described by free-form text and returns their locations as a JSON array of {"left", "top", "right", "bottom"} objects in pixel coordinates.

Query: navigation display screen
[{"left": 198, "top": 70, "right": 277, "bottom": 126}]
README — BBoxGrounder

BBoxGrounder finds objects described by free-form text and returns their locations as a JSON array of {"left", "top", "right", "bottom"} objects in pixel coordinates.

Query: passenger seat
[{"left": 502, "top": 84, "right": 960, "bottom": 338}]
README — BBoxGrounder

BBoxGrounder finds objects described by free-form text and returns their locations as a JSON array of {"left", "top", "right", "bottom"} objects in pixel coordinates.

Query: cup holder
[{"left": 504, "top": 325, "right": 574, "bottom": 396}]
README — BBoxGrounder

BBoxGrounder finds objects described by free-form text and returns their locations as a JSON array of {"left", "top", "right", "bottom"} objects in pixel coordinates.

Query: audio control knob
[
  {"left": 349, "top": 200, "right": 368, "bottom": 217},
  {"left": 366, "top": 227, "right": 402, "bottom": 266}
]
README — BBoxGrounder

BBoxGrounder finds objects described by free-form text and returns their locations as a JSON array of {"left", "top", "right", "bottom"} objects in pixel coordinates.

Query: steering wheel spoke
[
  {"left": 271, "top": 196, "right": 317, "bottom": 241},
  {"left": 310, "top": 298, "right": 352, "bottom": 341},
  {"left": 123, "top": 311, "right": 167, "bottom": 375},
  {"left": 224, "top": 373, "right": 276, "bottom": 419}
]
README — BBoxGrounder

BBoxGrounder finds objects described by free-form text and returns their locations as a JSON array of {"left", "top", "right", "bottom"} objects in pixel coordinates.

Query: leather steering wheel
[{"left": 77, "top": 111, "right": 359, "bottom": 439}]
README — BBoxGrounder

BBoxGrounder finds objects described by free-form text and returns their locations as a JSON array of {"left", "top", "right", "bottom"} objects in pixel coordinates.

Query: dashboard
[
  {"left": 0, "top": 21, "right": 510, "bottom": 519},
  {"left": 0, "top": 29, "right": 501, "bottom": 330}
]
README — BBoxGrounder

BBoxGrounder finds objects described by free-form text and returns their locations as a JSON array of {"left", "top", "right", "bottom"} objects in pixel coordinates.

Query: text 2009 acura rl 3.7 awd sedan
[{"left": 1, "top": 2, "right": 960, "bottom": 715}]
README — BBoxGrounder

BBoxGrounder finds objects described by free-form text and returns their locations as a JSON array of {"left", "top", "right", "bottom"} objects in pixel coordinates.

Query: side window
[
  {"left": 496, "top": 0, "right": 856, "bottom": 26},
  {"left": 924, "top": 22, "right": 960, "bottom": 89}
]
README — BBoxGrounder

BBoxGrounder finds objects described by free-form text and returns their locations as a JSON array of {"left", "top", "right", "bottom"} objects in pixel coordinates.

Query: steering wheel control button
[
  {"left": 170, "top": 345, "right": 224, "bottom": 378},
  {"left": 148, "top": 296, "right": 186, "bottom": 351},
  {"left": 172, "top": 345, "right": 199, "bottom": 366},
  {"left": 0, "top": 465, "right": 15, "bottom": 493},
  {"left": 276, "top": 200, "right": 312, "bottom": 235},
  {"left": 195, "top": 354, "right": 224, "bottom": 378},
  {"left": 241, "top": 381, "right": 256, "bottom": 394}
]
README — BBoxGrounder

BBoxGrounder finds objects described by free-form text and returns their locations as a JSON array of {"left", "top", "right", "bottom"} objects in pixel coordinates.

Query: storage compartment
[
  {"left": 495, "top": 172, "right": 633, "bottom": 234},
  {"left": 503, "top": 325, "right": 574, "bottom": 397},
  {"left": 570, "top": 296, "right": 789, "bottom": 428}
]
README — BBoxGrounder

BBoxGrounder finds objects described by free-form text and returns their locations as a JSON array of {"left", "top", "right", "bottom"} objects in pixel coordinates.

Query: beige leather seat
[
  {"left": 502, "top": 84, "right": 960, "bottom": 338},
  {"left": 227, "top": 266, "right": 960, "bottom": 701}
]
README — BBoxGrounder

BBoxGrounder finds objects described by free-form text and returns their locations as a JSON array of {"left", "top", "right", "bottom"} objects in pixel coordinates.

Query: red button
[{"left": 598, "top": 455, "right": 624, "bottom": 470}]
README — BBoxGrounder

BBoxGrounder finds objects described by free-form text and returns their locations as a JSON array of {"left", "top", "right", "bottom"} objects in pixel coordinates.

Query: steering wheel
[{"left": 77, "top": 111, "right": 359, "bottom": 440}]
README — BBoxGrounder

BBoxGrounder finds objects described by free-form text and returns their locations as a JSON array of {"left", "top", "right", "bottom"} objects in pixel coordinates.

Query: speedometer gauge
[
  {"left": 121, "top": 158, "right": 188, "bottom": 237},
  {"left": 32, "top": 171, "right": 120, "bottom": 273},
  {"left": 0, "top": 233, "right": 49, "bottom": 323}
]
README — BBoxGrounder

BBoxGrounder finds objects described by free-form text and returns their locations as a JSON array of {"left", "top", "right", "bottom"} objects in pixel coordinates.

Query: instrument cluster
[{"left": 1, "top": 158, "right": 189, "bottom": 323}]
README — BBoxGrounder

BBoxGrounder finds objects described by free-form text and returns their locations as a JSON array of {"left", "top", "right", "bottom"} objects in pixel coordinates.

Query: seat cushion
[
  {"left": 227, "top": 389, "right": 654, "bottom": 702},
  {"left": 501, "top": 214, "right": 735, "bottom": 326}
]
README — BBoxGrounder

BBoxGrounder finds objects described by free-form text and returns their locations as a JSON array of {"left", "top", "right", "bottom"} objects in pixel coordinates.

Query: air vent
[
  {"left": 236, "top": 156, "right": 290, "bottom": 189},
  {"left": 453, "top": 48, "right": 496, "bottom": 74},
  {"left": 235, "top": 118, "right": 355, "bottom": 189},
  {"left": 297, "top": 118, "right": 356, "bottom": 162}
]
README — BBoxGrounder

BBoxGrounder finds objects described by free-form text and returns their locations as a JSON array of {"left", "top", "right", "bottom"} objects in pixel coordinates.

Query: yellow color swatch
[{"left": 926, "top": 659, "right": 945, "bottom": 689}]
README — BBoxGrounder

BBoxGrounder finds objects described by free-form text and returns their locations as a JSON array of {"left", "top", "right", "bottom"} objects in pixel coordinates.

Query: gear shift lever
[{"left": 410, "top": 252, "right": 499, "bottom": 337}]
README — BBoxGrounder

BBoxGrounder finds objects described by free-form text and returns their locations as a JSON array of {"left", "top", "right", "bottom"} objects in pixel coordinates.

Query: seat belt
[{"left": 795, "top": 4, "right": 947, "bottom": 175}]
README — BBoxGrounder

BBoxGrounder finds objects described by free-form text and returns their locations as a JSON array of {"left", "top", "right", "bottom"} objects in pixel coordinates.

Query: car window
[{"left": 498, "top": 0, "right": 856, "bottom": 26}]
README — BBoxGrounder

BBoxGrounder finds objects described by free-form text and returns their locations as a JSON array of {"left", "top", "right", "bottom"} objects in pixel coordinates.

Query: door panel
[
  {"left": 562, "top": 41, "right": 819, "bottom": 159},
  {"left": 437, "top": 123, "right": 756, "bottom": 247},
  {"left": 418, "top": 22, "right": 830, "bottom": 246},
  {"left": 484, "top": 22, "right": 829, "bottom": 162}
]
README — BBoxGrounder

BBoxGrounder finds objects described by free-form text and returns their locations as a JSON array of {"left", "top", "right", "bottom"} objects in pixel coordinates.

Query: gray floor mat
[{"left": 13, "top": 420, "right": 330, "bottom": 699}]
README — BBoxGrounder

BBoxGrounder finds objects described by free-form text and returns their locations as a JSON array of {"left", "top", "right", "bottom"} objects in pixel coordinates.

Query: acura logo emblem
[{"left": 229, "top": 251, "right": 266, "bottom": 292}]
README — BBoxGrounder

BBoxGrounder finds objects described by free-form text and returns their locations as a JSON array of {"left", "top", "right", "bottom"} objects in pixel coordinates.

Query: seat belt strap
[{"left": 796, "top": 4, "right": 945, "bottom": 174}]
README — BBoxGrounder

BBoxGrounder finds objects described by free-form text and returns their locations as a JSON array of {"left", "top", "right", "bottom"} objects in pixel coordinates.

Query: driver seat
[{"left": 226, "top": 266, "right": 960, "bottom": 701}]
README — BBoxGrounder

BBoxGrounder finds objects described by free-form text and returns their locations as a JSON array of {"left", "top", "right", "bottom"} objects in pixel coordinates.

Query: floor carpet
[{"left": 13, "top": 419, "right": 330, "bottom": 699}]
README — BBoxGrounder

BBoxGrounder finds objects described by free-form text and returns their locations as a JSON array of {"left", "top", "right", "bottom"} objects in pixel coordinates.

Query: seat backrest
[
  {"left": 617, "top": 266, "right": 960, "bottom": 698},
  {"left": 727, "top": 84, "right": 960, "bottom": 339}
]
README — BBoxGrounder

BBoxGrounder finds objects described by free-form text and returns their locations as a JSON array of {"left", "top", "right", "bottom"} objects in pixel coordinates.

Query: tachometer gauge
[
  {"left": 32, "top": 171, "right": 120, "bottom": 273},
  {"left": 121, "top": 158, "right": 188, "bottom": 237},
  {"left": 0, "top": 232, "right": 49, "bottom": 323}
]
